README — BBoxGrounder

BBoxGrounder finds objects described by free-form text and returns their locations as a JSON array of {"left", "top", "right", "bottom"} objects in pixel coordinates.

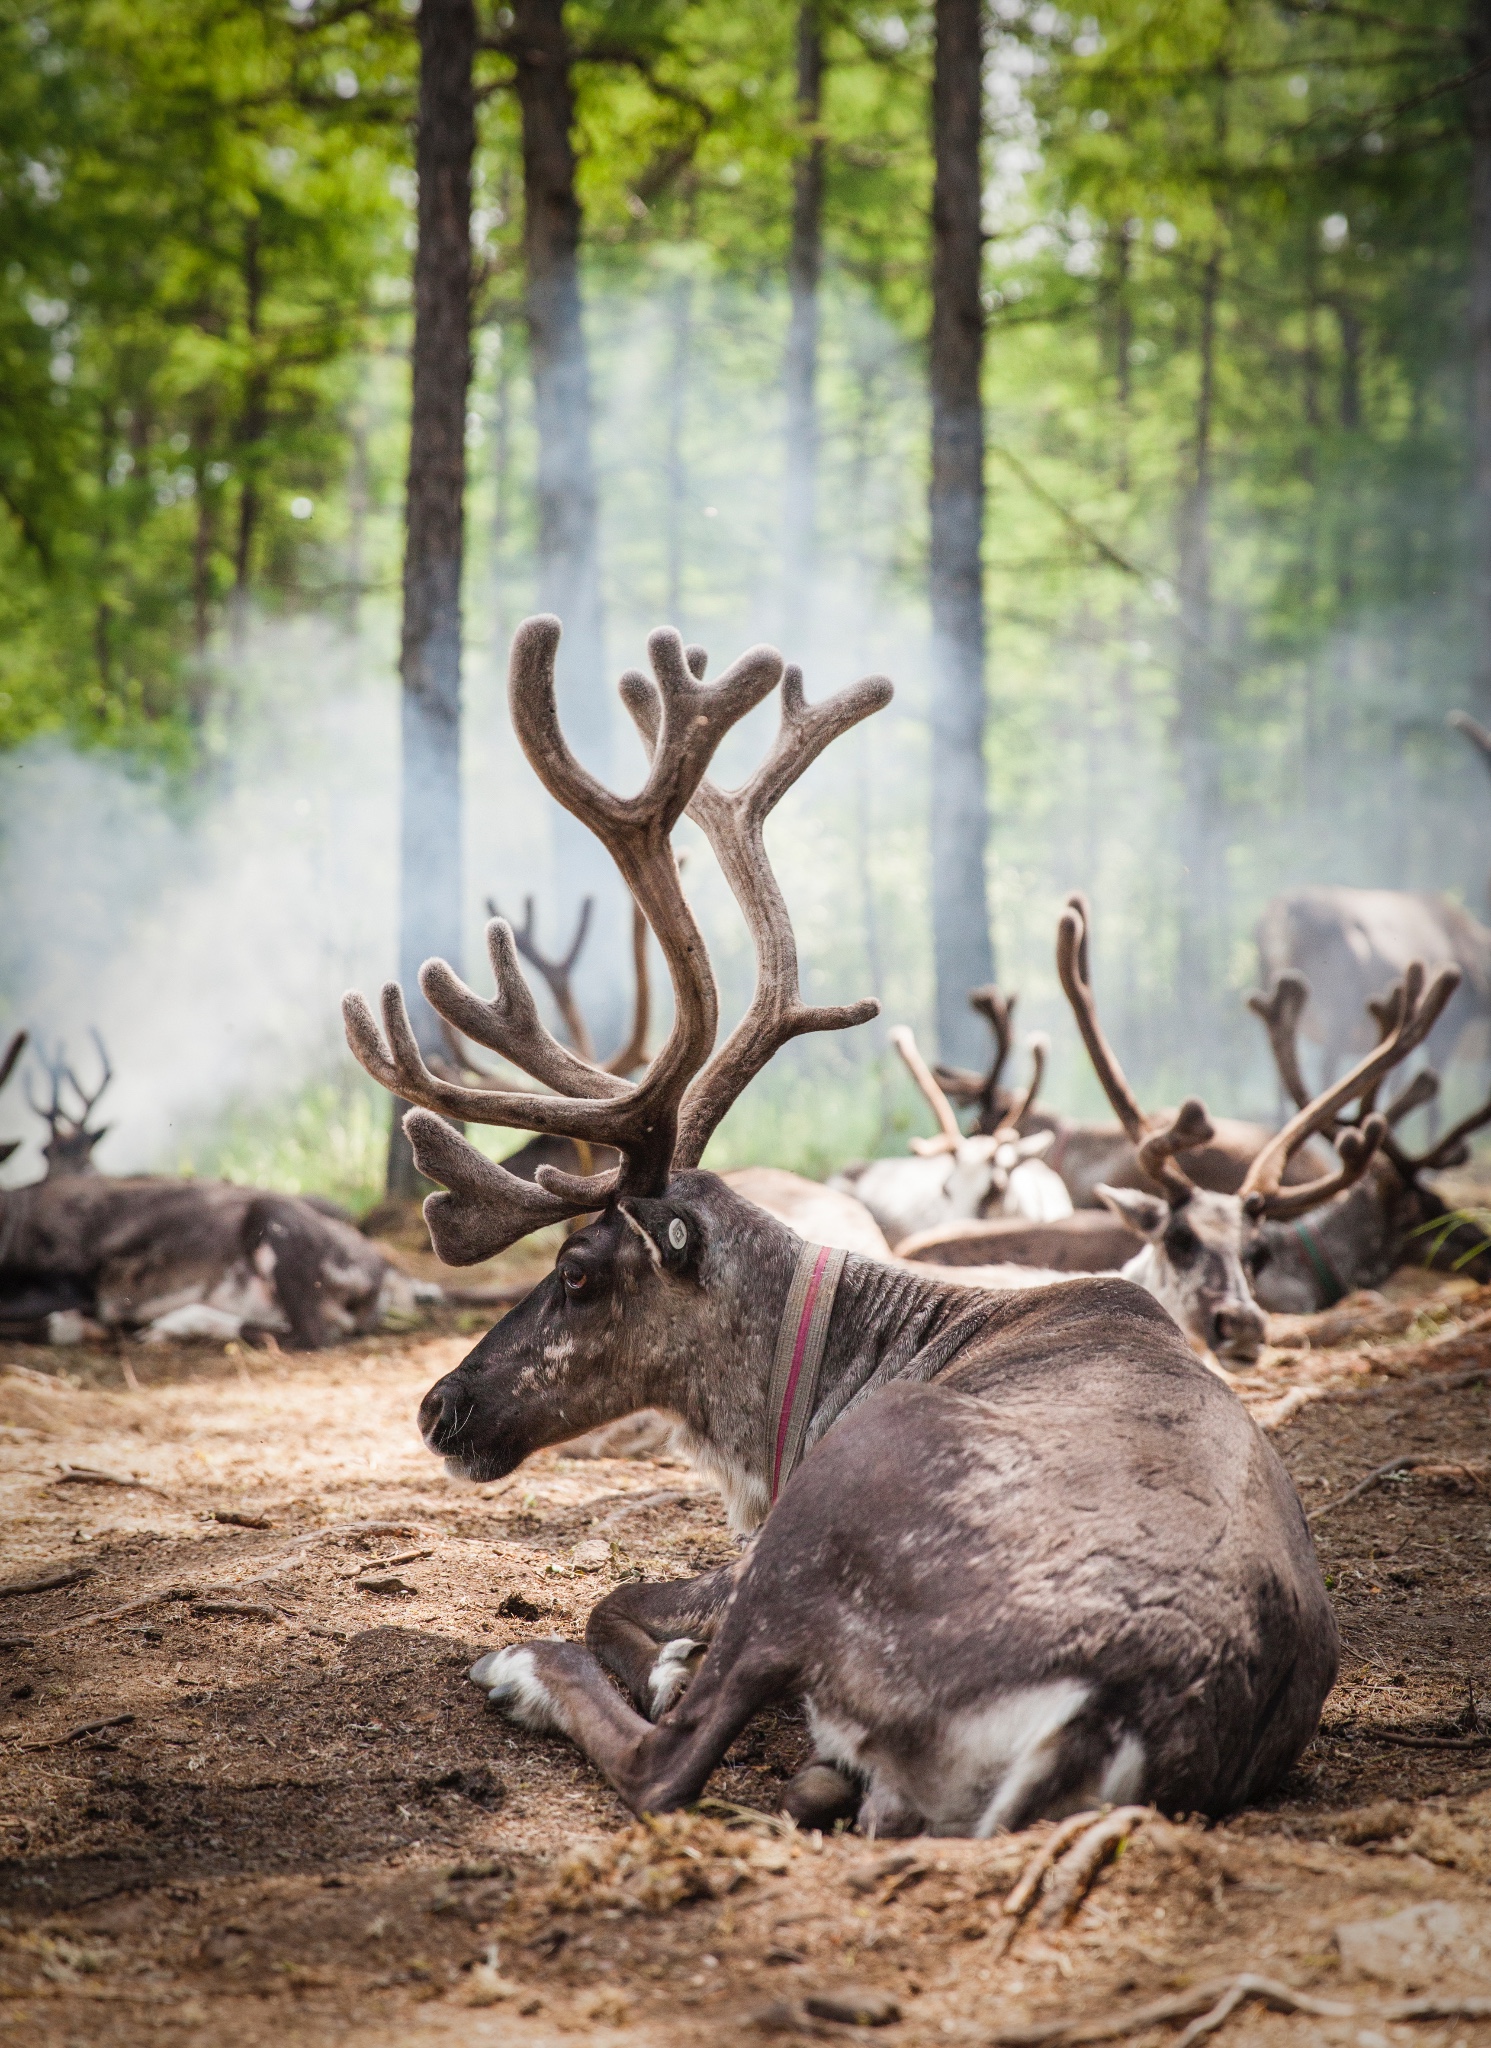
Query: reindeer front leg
[
  {"left": 470, "top": 1637, "right": 786, "bottom": 1815},
  {"left": 583, "top": 1565, "right": 739, "bottom": 1718}
]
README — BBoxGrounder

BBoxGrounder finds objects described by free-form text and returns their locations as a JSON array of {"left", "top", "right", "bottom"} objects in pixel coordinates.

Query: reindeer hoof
[
  {"left": 469, "top": 1643, "right": 564, "bottom": 1732},
  {"left": 782, "top": 1762, "right": 860, "bottom": 1830},
  {"left": 647, "top": 1637, "right": 706, "bottom": 1719}
]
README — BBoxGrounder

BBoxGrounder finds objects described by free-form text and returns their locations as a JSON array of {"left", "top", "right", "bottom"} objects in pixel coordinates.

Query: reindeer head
[
  {"left": 1057, "top": 897, "right": 1456, "bottom": 1368},
  {"left": 891, "top": 1021, "right": 1054, "bottom": 1216},
  {"left": 343, "top": 617, "right": 891, "bottom": 1503},
  {"left": 27, "top": 1031, "right": 113, "bottom": 1178}
]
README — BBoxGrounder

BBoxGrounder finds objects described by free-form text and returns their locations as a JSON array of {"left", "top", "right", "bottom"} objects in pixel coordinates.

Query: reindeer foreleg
[
  {"left": 583, "top": 1565, "right": 739, "bottom": 1718},
  {"left": 471, "top": 1635, "right": 787, "bottom": 1816}
]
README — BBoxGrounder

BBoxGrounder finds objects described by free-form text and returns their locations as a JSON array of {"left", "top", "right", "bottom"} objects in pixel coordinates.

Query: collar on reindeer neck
[{"left": 766, "top": 1241, "right": 849, "bottom": 1504}]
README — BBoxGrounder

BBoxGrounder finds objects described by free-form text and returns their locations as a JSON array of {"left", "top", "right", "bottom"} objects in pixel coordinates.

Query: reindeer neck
[{"left": 665, "top": 1232, "right": 994, "bottom": 1533}]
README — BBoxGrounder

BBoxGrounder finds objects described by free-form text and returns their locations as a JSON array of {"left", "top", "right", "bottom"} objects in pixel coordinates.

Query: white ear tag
[{"left": 667, "top": 1218, "right": 688, "bottom": 1252}]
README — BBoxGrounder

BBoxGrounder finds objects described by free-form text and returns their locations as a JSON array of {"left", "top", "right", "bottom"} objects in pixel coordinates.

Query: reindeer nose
[
  {"left": 419, "top": 1378, "right": 465, "bottom": 1452},
  {"left": 1211, "top": 1303, "right": 1266, "bottom": 1365}
]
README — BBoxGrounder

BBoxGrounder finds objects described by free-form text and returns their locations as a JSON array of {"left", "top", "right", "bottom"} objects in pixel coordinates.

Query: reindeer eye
[{"left": 1248, "top": 1241, "right": 1272, "bottom": 1275}]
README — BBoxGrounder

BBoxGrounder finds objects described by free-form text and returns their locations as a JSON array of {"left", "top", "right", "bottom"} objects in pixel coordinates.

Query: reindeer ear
[
  {"left": 616, "top": 1197, "right": 702, "bottom": 1276},
  {"left": 1095, "top": 1185, "right": 1170, "bottom": 1240}
]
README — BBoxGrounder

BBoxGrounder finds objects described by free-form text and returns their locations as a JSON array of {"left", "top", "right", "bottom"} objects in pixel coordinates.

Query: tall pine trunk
[
  {"left": 928, "top": 0, "right": 994, "bottom": 1066},
  {"left": 1173, "top": 244, "right": 1221, "bottom": 1051},
  {"left": 783, "top": 0, "right": 823, "bottom": 641},
  {"left": 1468, "top": 0, "right": 1491, "bottom": 716},
  {"left": 512, "top": 0, "right": 618, "bottom": 1038},
  {"left": 387, "top": 0, "right": 475, "bottom": 1200}
]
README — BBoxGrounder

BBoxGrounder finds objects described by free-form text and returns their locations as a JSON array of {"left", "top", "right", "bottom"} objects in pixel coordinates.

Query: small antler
[
  {"left": 1247, "top": 973, "right": 1312, "bottom": 1115},
  {"left": 490, "top": 895, "right": 597, "bottom": 1061},
  {"left": 620, "top": 645, "right": 890, "bottom": 1165},
  {"left": 1238, "top": 962, "right": 1460, "bottom": 1220},
  {"left": 993, "top": 1031, "right": 1048, "bottom": 1140},
  {"left": 603, "top": 898, "right": 651, "bottom": 1078},
  {"left": 934, "top": 984, "right": 1017, "bottom": 1125},
  {"left": 1056, "top": 893, "right": 1156, "bottom": 1146},
  {"left": 890, "top": 1025, "right": 965, "bottom": 1156}
]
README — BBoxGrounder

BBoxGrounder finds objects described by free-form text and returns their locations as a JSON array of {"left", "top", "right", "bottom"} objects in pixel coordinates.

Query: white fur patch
[
  {"left": 647, "top": 1638, "right": 704, "bottom": 1719},
  {"left": 469, "top": 1645, "right": 562, "bottom": 1732},
  {"left": 142, "top": 1302, "right": 245, "bottom": 1344},
  {"left": 1098, "top": 1731, "right": 1147, "bottom": 1805},
  {"left": 965, "top": 1679, "right": 1092, "bottom": 1836}
]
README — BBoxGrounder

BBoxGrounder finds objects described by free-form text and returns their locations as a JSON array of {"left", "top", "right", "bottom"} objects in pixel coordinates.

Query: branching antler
[
  {"left": 1238, "top": 962, "right": 1460, "bottom": 1221},
  {"left": 1055, "top": 893, "right": 1206, "bottom": 1201},
  {"left": 619, "top": 645, "right": 890, "bottom": 1165},
  {"left": 934, "top": 984, "right": 1017, "bottom": 1125},
  {"left": 1451, "top": 708, "right": 1491, "bottom": 782},
  {"left": 25, "top": 1029, "right": 113, "bottom": 1176},
  {"left": 891, "top": 1026, "right": 965, "bottom": 1156},
  {"left": 343, "top": 617, "right": 889, "bottom": 1262},
  {"left": 1248, "top": 973, "right": 1312, "bottom": 1115}
]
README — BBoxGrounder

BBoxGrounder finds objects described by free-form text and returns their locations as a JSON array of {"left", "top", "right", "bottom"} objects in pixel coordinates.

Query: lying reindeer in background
[
  {"left": 830, "top": 1024, "right": 1071, "bottom": 1243},
  {"left": 343, "top": 613, "right": 1337, "bottom": 1834},
  {"left": 1246, "top": 971, "right": 1491, "bottom": 1309},
  {"left": 934, "top": 980, "right": 1330, "bottom": 1207},
  {"left": 0, "top": 1030, "right": 25, "bottom": 1166},
  {"left": 904, "top": 897, "right": 1454, "bottom": 1368},
  {"left": 0, "top": 1035, "right": 424, "bottom": 1347}
]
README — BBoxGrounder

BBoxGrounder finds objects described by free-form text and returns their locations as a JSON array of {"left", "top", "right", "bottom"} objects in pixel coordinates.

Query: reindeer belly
[{"left": 742, "top": 1367, "right": 1335, "bottom": 1833}]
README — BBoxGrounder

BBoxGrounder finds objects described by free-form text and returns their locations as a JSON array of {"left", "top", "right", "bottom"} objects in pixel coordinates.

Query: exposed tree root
[{"left": 994, "top": 1971, "right": 1491, "bottom": 2048}]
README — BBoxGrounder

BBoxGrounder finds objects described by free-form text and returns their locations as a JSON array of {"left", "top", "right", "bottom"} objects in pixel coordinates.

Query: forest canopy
[{"left": 2, "top": 0, "right": 1489, "bottom": 1193}]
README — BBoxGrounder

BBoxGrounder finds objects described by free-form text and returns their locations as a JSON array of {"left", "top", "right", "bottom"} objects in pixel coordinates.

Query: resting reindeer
[
  {"left": 344, "top": 613, "right": 1338, "bottom": 1834},
  {"left": 0, "top": 1035, "right": 420, "bottom": 1346},
  {"left": 1246, "top": 971, "right": 1491, "bottom": 1309},
  {"left": 1254, "top": 710, "right": 1491, "bottom": 1090},
  {"left": 934, "top": 982, "right": 1329, "bottom": 1209},
  {"left": 829, "top": 1025, "right": 1072, "bottom": 1245},
  {"left": 1049, "top": 895, "right": 1455, "bottom": 1366}
]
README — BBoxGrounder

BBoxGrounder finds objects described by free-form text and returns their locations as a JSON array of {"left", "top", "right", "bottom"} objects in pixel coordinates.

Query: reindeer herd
[{"left": 6, "top": 610, "right": 1491, "bottom": 1839}]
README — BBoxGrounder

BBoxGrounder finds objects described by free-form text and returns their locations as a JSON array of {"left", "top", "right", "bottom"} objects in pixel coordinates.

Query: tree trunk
[
  {"left": 1467, "top": 0, "right": 1491, "bottom": 715},
  {"left": 1173, "top": 243, "right": 1222, "bottom": 1048},
  {"left": 387, "top": 0, "right": 475, "bottom": 1201},
  {"left": 928, "top": 0, "right": 994, "bottom": 1067},
  {"left": 512, "top": 0, "right": 618, "bottom": 1044},
  {"left": 783, "top": 0, "right": 823, "bottom": 641},
  {"left": 230, "top": 220, "right": 265, "bottom": 658}
]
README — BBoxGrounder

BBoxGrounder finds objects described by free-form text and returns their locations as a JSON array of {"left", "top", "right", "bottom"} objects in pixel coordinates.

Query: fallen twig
[
  {"left": 1325, "top": 1361, "right": 1491, "bottom": 1405},
  {"left": 338, "top": 1547, "right": 432, "bottom": 1577},
  {"left": 1310, "top": 1453, "right": 1425, "bottom": 1520},
  {"left": 19, "top": 1713, "right": 135, "bottom": 1753},
  {"left": 0, "top": 1563, "right": 96, "bottom": 1597},
  {"left": 191, "top": 1600, "right": 281, "bottom": 1622},
  {"left": 211, "top": 1510, "right": 273, "bottom": 1530},
  {"left": 1361, "top": 1726, "right": 1491, "bottom": 1751},
  {"left": 53, "top": 1464, "right": 168, "bottom": 1497}
]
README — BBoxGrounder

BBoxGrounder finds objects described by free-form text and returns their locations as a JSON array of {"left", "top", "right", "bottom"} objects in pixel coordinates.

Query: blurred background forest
[{"left": 1, "top": 0, "right": 1488, "bottom": 1207}]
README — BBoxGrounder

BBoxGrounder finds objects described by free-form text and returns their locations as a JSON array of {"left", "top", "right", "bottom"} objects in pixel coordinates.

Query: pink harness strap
[{"left": 767, "top": 1241, "right": 848, "bottom": 1503}]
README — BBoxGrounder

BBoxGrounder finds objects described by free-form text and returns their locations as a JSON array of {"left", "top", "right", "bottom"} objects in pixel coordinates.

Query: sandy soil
[{"left": 5, "top": 1277, "right": 1491, "bottom": 2047}]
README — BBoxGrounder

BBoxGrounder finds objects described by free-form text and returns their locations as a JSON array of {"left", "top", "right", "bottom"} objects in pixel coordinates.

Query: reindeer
[
  {"left": 0, "top": 1031, "right": 25, "bottom": 1167},
  {"left": 1023, "top": 897, "right": 1454, "bottom": 1366},
  {"left": 0, "top": 1037, "right": 420, "bottom": 1346},
  {"left": 934, "top": 982, "right": 1330, "bottom": 1209},
  {"left": 341, "top": 614, "right": 1339, "bottom": 1835},
  {"left": 25, "top": 1030, "right": 113, "bottom": 1178},
  {"left": 1246, "top": 971, "right": 1491, "bottom": 1310},
  {"left": 829, "top": 1025, "right": 1072, "bottom": 1245},
  {"left": 1254, "top": 711, "right": 1491, "bottom": 1091}
]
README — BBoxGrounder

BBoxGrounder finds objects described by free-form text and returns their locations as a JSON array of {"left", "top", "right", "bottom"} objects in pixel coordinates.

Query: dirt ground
[{"left": 7, "top": 1270, "right": 1491, "bottom": 2047}]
